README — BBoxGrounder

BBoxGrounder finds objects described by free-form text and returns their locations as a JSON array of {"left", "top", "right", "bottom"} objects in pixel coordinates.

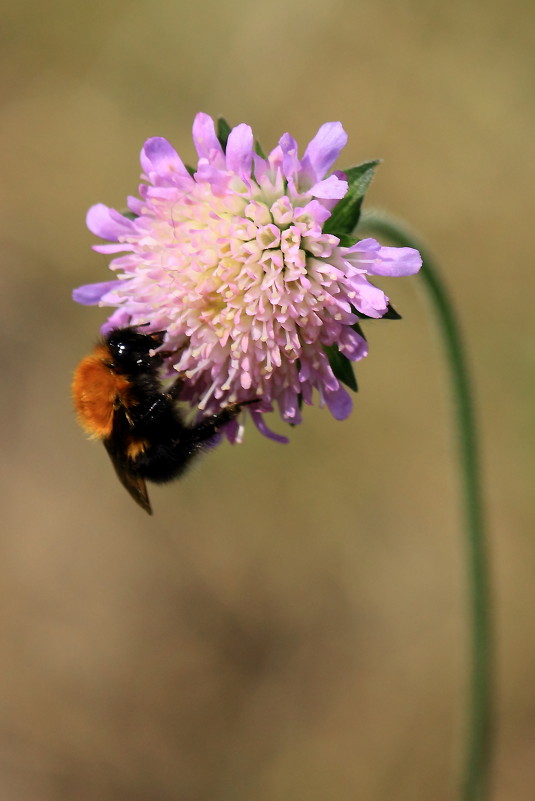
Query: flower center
[{"left": 131, "top": 179, "right": 343, "bottom": 409}]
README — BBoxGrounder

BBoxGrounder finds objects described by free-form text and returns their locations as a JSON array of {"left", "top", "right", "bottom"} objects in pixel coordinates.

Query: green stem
[{"left": 359, "top": 211, "right": 492, "bottom": 801}]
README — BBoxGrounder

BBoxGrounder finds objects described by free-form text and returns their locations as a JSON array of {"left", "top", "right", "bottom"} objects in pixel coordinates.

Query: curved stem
[{"left": 359, "top": 211, "right": 492, "bottom": 801}]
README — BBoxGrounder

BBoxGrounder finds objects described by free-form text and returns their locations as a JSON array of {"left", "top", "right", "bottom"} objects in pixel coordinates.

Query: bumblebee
[{"left": 72, "top": 326, "right": 253, "bottom": 514}]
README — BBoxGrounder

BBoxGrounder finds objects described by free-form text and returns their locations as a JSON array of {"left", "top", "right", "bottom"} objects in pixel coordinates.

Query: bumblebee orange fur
[{"left": 72, "top": 345, "right": 132, "bottom": 439}]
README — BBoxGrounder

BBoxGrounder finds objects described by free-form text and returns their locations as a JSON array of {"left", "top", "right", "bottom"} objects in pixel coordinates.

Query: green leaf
[
  {"left": 323, "top": 160, "right": 381, "bottom": 236},
  {"left": 217, "top": 117, "right": 232, "bottom": 151},
  {"left": 323, "top": 344, "right": 358, "bottom": 392}
]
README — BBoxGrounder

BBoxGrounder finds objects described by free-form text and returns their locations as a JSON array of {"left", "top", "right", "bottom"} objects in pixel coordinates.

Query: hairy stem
[{"left": 360, "top": 211, "right": 492, "bottom": 801}]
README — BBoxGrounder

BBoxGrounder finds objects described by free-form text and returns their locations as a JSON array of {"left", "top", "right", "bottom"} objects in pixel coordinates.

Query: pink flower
[{"left": 74, "top": 113, "right": 421, "bottom": 442}]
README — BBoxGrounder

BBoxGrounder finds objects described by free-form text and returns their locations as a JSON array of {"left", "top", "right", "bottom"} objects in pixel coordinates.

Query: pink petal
[
  {"left": 344, "top": 238, "right": 422, "bottom": 277},
  {"left": 127, "top": 195, "right": 144, "bottom": 215},
  {"left": 101, "top": 307, "right": 132, "bottom": 334},
  {"left": 366, "top": 245, "right": 422, "bottom": 277},
  {"left": 252, "top": 152, "right": 269, "bottom": 182},
  {"left": 226, "top": 123, "right": 254, "bottom": 179},
  {"left": 301, "top": 122, "right": 348, "bottom": 183},
  {"left": 350, "top": 276, "right": 388, "bottom": 317},
  {"left": 140, "top": 137, "right": 190, "bottom": 180},
  {"left": 194, "top": 162, "right": 230, "bottom": 195},
  {"left": 86, "top": 204, "right": 135, "bottom": 241},
  {"left": 324, "top": 383, "right": 353, "bottom": 420},
  {"left": 339, "top": 328, "right": 368, "bottom": 361},
  {"left": 250, "top": 410, "right": 289, "bottom": 443},
  {"left": 192, "top": 113, "right": 225, "bottom": 166},
  {"left": 92, "top": 243, "right": 132, "bottom": 254},
  {"left": 343, "top": 236, "right": 380, "bottom": 254},
  {"left": 298, "top": 199, "right": 332, "bottom": 227},
  {"left": 279, "top": 132, "right": 300, "bottom": 181},
  {"left": 266, "top": 144, "right": 284, "bottom": 173},
  {"left": 221, "top": 417, "right": 240, "bottom": 444},
  {"left": 72, "top": 280, "right": 119, "bottom": 305},
  {"left": 309, "top": 174, "right": 348, "bottom": 200}
]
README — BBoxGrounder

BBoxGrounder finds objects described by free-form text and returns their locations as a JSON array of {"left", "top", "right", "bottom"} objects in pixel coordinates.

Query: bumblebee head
[{"left": 105, "top": 327, "right": 166, "bottom": 374}]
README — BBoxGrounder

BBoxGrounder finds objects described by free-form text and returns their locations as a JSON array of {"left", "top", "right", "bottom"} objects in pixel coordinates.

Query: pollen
[{"left": 126, "top": 438, "right": 148, "bottom": 460}]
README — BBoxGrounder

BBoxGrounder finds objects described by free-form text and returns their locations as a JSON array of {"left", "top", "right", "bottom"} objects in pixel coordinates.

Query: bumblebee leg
[
  {"left": 136, "top": 375, "right": 188, "bottom": 425},
  {"left": 137, "top": 397, "right": 167, "bottom": 423},
  {"left": 133, "top": 399, "right": 260, "bottom": 485},
  {"left": 190, "top": 400, "right": 258, "bottom": 444},
  {"left": 166, "top": 373, "right": 187, "bottom": 400}
]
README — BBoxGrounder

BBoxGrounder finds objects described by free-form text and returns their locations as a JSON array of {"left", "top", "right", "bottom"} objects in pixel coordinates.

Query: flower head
[{"left": 74, "top": 113, "right": 421, "bottom": 442}]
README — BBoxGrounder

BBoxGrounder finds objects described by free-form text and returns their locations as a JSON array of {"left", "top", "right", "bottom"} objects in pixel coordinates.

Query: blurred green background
[{"left": 1, "top": 1, "right": 533, "bottom": 799}]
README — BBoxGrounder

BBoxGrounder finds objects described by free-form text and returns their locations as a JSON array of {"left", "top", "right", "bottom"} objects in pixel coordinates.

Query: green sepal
[
  {"left": 323, "top": 160, "right": 381, "bottom": 236},
  {"left": 336, "top": 233, "right": 360, "bottom": 248},
  {"left": 217, "top": 117, "right": 232, "bottom": 152},
  {"left": 254, "top": 139, "right": 266, "bottom": 158},
  {"left": 351, "top": 321, "right": 367, "bottom": 342},
  {"left": 218, "top": 118, "right": 266, "bottom": 159},
  {"left": 185, "top": 164, "right": 196, "bottom": 177},
  {"left": 323, "top": 344, "right": 358, "bottom": 392},
  {"left": 381, "top": 303, "right": 402, "bottom": 320},
  {"left": 121, "top": 210, "right": 138, "bottom": 221},
  {"left": 288, "top": 360, "right": 303, "bottom": 426},
  {"left": 289, "top": 392, "right": 303, "bottom": 427},
  {"left": 357, "top": 303, "right": 402, "bottom": 321},
  {"left": 295, "top": 362, "right": 303, "bottom": 410}
]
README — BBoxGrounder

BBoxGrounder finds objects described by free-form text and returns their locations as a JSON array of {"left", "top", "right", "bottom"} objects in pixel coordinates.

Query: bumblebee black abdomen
[{"left": 132, "top": 437, "right": 198, "bottom": 483}]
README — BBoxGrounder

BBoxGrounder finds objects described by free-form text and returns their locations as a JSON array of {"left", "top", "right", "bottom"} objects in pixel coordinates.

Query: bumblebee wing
[{"left": 103, "top": 408, "right": 153, "bottom": 515}]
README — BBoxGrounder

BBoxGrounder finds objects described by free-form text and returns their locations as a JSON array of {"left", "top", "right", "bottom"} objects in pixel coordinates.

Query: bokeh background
[{"left": 1, "top": 1, "right": 533, "bottom": 799}]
